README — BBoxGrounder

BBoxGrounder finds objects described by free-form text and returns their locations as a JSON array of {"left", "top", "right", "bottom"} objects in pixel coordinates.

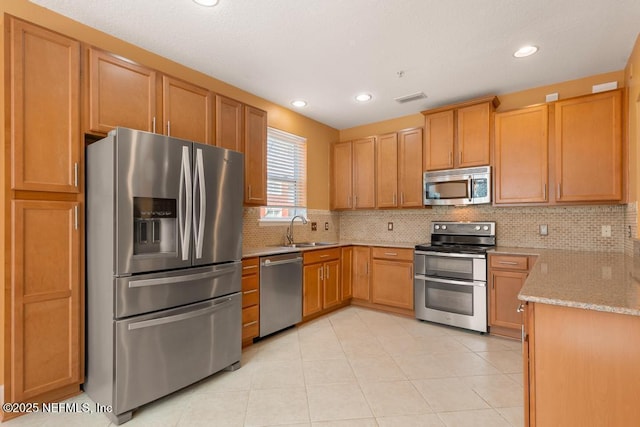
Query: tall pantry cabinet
[{"left": 4, "top": 17, "right": 83, "bottom": 415}]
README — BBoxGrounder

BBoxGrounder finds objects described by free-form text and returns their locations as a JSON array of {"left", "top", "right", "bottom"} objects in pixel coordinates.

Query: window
[{"left": 259, "top": 128, "right": 307, "bottom": 221}]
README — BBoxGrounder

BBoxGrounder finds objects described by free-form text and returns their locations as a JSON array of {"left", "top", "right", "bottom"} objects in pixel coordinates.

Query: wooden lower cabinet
[
  {"left": 241, "top": 257, "right": 260, "bottom": 346},
  {"left": 370, "top": 248, "right": 414, "bottom": 312},
  {"left": 488, "top": 254, "right": 532, "bottom": 339},
  {"left": 302, "top": 249, "right": 342, "bottom": 320},
  {"left": 524, "top": 302, "right": 640, "bottom": 426},
  {"left": 352, "top": 247, "right": 371, "bottom": 301},
  {"left": 340, "top": 247, "right": 353, "bottom": 300},
  {"left": 10, "top": 200, "right": 82, "bottom": 404}
]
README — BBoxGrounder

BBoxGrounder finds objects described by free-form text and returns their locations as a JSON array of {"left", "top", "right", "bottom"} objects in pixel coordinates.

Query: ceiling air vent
[{"left": 394, "top": 92, "right": 427, "bottom": 104}]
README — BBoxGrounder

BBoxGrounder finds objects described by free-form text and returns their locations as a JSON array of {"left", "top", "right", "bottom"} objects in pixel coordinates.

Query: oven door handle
[
  {"left": 415, "top": 250, "right": 486, "bottom": 259},
  {"left": 414, "top": 274, "right": 486, "bottom": 287}
]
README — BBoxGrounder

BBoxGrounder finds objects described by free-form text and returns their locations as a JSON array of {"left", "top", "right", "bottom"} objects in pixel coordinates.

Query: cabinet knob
[{"left": 516, "top": 303, "right": 525, "bottom": 313}]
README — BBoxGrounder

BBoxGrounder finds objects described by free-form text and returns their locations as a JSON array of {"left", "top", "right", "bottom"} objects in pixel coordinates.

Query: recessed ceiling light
[
  {"left": 355, "top": 93, "right": 373, "bottom": 102},
  {"left": 193, "top": 0, "right": 219, "bottom": 6},
  {"left": 513, "top": 45, "right": 539, "bottom": 58},
  {"left": 291, "top": 100, "right": 307, "bottom": 108}
]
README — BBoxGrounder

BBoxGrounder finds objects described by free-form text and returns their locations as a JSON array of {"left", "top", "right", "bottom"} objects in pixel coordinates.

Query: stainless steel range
[{"left": 414, "top": 221, "right": 496, "bottom": 333}]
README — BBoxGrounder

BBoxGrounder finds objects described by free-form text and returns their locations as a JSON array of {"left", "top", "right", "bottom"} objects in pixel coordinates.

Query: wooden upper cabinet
[
  {"left": 10, "top": 18, "right": 80, "bottom": 193},
  {"left": 162, "top": 76, "right": 212, "bottom": 144},
  {"left": 376, "top": 133, "right": 399, "bottom": 208},
  {"left": 424, "top": 110, "right": 454, "bottom": 170},
  {"left": 457, "top": 102, "right": 492, "bottom": 167},
  {"left": 11, "top": 200, "right": 81, "bottom": 402},
  {"left": 555, "top": 90, "right": 622, "bottom": 202},
  {"left": 331, "top": 141, "right": 353, "bottom": 209},
  {"left": 87, "top": 48, "right": 158, "bottom": 134},
  {"left": 353, "top": 137, "right": 376, "bottom": 209},
  {"left": 495, "top": 105, "right": 549, "bottom": 204},
  {"left": 422, "top": 96, "right": 498, "bottom": 171},
  {"left": 215, "top": 95, "right": 243, "bottom": 151},
  {"left": 398, "top": 128, "right": 424, "bottom": 207},
  {"left": 244, "top": 105, "right": 268, "bottom": 205}
]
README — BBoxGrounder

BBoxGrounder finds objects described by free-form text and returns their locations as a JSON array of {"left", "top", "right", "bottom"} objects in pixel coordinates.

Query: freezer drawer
[
  {"left": 113, "top": 293, "right": 241, "bottom": 415},
  {"left": 115, "top": 262, "right": 241, "bottom": 318}
]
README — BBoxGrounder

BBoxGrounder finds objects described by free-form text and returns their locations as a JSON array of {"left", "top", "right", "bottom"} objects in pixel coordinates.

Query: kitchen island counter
[{"left": 491, "top": 247, "right": 640, "bottom": 316}]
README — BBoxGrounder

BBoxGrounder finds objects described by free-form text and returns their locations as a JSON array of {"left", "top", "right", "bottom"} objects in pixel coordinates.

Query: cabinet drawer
[
  {"left": 490, "top": 255, "right": 529, "bottom": 271},
  {"left": 303, "top": 248, "right": 341, "bottom": 264},
  {"left": 242, "top": 305, "right": 259, "bottom": 340},
  {"left": 242, "top": 257, "right": 259, "bottom": 275},
  {"left": 371, "top": 247, "right": 413, "bottom": 262},
  {"left": 242, "top": 271, "right": 259, "bottom": 292},
  {"left": 242, "top": 285, "right": 259, "bottom": 308}
]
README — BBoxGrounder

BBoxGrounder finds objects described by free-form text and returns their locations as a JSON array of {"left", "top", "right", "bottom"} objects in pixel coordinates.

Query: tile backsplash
[{"left": 244, "top": 203, "right": 636, "bottom": 254}]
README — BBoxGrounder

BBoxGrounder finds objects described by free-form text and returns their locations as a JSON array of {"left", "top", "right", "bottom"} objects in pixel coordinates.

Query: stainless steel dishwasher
[{"left": 259, "top": 252, "right": 303, "bottom": 337}]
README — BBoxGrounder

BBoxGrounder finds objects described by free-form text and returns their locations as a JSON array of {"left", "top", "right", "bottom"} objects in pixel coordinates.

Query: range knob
[
  {"left": 474, "top": 225, "right": 481, "bottom": 231},
  {"left": 483, "top": 225, "right": 489, "bottom": 231},
  {"left": 434, "top": 225, "right": 440, "bottom": 230},
  {"left": 441, "top": 225, "right": 447, "bottom": 230}
]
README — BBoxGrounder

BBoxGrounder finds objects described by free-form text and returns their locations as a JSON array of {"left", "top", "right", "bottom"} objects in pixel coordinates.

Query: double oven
[{"left": 414, "top": 221, "right": 495, "bottom": 333}]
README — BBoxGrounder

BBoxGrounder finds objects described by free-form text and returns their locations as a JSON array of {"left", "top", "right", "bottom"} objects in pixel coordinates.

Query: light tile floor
[{"left": 6, "top": 306, "right": 524, "bottom": 426}]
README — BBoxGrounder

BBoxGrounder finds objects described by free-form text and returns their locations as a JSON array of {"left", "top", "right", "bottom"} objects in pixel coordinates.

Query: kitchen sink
[{"left": 274, "top": 242, "right": 338, "bottom": 248}]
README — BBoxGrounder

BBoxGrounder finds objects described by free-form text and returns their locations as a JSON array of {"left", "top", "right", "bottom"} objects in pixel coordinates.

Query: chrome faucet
[{"left": 286, "top": 215, "right": 308, "bottom": 245}]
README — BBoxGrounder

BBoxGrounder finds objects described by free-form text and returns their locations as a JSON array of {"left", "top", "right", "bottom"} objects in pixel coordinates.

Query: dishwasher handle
[{"left": 261, "top": 257, "right": 303, "bottom": 267}]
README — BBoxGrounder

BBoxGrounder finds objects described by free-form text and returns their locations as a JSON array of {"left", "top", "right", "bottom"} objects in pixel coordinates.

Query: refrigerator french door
[{"left": 86, "top": 128, "right": 244, "bottom": 424}]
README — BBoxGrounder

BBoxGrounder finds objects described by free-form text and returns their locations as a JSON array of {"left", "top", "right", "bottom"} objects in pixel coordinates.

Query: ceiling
[{"left": 30, "top": 0, "right": 640, "bottom": 130}]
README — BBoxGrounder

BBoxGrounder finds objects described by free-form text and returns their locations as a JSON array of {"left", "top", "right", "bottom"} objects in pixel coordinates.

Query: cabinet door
[
  {"left": 398, "top": 128, "right": 424, "bottom": 207},
  {"left": 371, "top": 259, "right": 414, "bottom": 310},
  {"left": 87, "top": 48, "right": 158, "bottom": 134},
  {"left": 424, "top": 110, "right": 454, "bottom": 170},
  {"left": 11, "top": 200, "right": 81, "bottom": 402},
  {"left": 244, "top": 106, "right": 268, "bottom": 205},
  {"left": 352, "top": 247, "right": 371, "bottom": 301},
  {"left": 162, "top": 76, "right": 212, "bottom": 144},
  {"left": 340, "top": 247, "right": 353, "bottom": 300},
  {"left": 331, "top": 142, "right": 353, "bottom": 209},
  {"left": 10, "top": 19, "right": 80, "bottom": 193},
  {"left": 353, "top": 137, "right": 376, "bottom": 208},
  {"left": 376, "top": 133, "right": 398, "bottom": 208},
  {"left": 555, "top": 90, "right": 622, "bottom": 202},
  {"left": 457, "top": 102, "right": 491, "bottom": 167},
  {"left": 323, "top": 260, "right": 341, "bottom": 310},
  {"left": 215, "top": 95, "right": 243, "bottom": 151},
  {"left": 489, "top": 270, "right": 526, "bottom": 330},
  {"left": 303, "top": 264, "right": 323, "bottom": 317},
  {"left": 495, "top": 106, "right": 548, "bottom": 204}
]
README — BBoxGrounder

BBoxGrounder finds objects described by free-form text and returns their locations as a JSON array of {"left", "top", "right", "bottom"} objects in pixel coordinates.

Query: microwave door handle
[{"left": 468, "top": 177, "right": 473, "bottom": 202}]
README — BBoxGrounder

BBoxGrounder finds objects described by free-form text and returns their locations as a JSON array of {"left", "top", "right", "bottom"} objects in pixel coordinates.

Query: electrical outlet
[
  {"left": 601, "top": 225, "right": 612, "bottom": 238},
  {"left": 311, "top": 222, "right": 317, "bottom": 231},
  {"left": 539, "top": 224, "right": 548, "bottom": 236},
  {"left": 324, "top": 222, "right": 329, "bottom": 231},
  {"left": 387, "top": 222, "right": 393, "bottom": 231}
]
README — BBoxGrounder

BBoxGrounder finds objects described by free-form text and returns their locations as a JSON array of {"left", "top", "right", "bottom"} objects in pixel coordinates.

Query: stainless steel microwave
[{"left": 423, "top": 166, "right": 491, "bottom": 206}]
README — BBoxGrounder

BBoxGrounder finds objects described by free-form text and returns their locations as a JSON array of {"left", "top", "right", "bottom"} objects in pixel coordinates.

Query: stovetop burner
[
  {"left": 415, "top": 221, "right": 497, "bottom": 254},
  {"left": 414, "top": 244, "right": 492, "bottom": 254}
]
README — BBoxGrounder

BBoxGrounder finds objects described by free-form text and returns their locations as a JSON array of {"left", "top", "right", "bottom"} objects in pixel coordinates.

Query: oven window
[
  {"left": 425, "top": 256, "right": 474, "bottom": 280},
  {"left": 425, "top": 281, "right": 473, "bottom": 316},
  {"left": 426, "top": 180, "right": 469, "bottom": 200}
]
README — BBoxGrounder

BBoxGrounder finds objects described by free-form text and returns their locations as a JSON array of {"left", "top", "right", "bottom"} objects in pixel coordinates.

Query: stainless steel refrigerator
[{"left": 85, "top": 128, "right": 244, "bottom": 424}]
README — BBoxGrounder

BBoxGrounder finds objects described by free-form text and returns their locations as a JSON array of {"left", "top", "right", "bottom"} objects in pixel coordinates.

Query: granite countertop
[
  {"left": 491, "top": 247, "right": 640, "bottom": 316},
  {"left": 242, "top": 241, "right": 416, "bottom": 258}
]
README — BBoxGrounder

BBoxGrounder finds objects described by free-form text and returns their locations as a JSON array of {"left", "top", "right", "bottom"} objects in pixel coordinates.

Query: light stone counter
[
  {"left": 242, "top": 241, "right": 416, "bottom": 258},
  {"left": 490, "top": 247, "right": 640, "bottom": 316}
]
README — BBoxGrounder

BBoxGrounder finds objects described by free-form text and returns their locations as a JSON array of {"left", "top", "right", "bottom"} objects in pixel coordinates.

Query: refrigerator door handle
[
  {"left": 179, "top": 146, "right": 192, "bottom": 261},
  {"left": 194, "top": 148, "right": 206, "bottom": 259},
  {"left": 127, "top": 296, "right": 236, "bottom": 330},
  {"left": 127, "top": 263, "right": 239, "bottom": 288}
]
